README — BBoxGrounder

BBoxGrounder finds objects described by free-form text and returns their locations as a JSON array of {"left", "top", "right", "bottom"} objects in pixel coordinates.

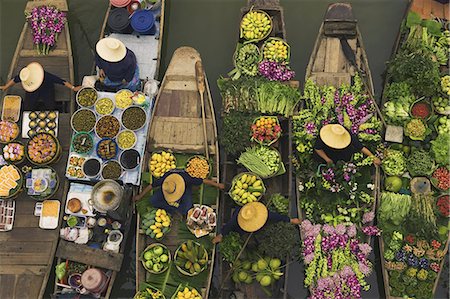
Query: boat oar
[{"left": 195, "top": 61, "right": 210, "bottom": 161}]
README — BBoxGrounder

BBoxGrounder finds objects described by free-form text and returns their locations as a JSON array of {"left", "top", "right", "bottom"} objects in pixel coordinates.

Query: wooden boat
[
  {"left": 218, "top": 0, "right": 297, "bottom": 298},
  {"left": 135, "top": 47, "right": 219, "bottom": 298},
  {"left": 295, "top": 3, "right": 379, "bottom": 244},
  {"left": 5, "top": 0, "right": 75, "bottom": 113},
  {"left": 51, "top": 2, "right": 165, "bottom": 299},
  {"left": 378, "top": 1, "right": 449, "bottom": 298}
]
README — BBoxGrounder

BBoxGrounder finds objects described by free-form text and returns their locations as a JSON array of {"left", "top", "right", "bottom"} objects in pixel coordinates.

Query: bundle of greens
[
  {"left": 220, "top": 111, "right": 256, "bottom": 156},
  {"left": 267, "top": 193, "right": 289, "bottom": 215},
  {"left": 407, "top": 150, "right": 434, "bottom": 176},
  {"left": 229, "top": 43, "right": 261, "bottom": 80},
  {"left": 406, "top": 193, "right": 438, "bottom": 239},
  {"left": 382, "top": 149, "right": 407, "bottom": 176},
  {"left": 220, "top": 232, "right": 244, "bottom": 263},
  {"left": 255, "top": 221, "right": 299, "bottom": 260},
  {"left": 431, "top": 134, "right": 450, "bottom": 166},
  {"left": 379, "top": 192, "right": 412, "bottom": 226},
  {"left": 237, "top": 145, "right": 283, "bottom": 178}
]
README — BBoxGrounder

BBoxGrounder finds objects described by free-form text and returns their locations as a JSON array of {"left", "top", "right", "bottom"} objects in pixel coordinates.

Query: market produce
[
  {"left": 101, "top": 160, "right": 122, "bottom": 180},
  {"left": 230, "top": 44, "right": 261, "bottom": 79},
  {"left": 251, "top": 116, "right": 281, "bottom": 145},
  {"left": 407, "top": 150, "right": 434, "bottom": 176},
  {"left": 229, "top": 173, "right": 265, "bottom": 205},
  {"left": 174, "top": 240, "right": 208, "bottom": 275},
  {"left": 120, "top": 149, "right": 140, "bottom": 170},
  {"left": 384, "top": 100, "right": 410, "bottom": 125},
  {"left": 186, "top": 205, "right": 216, "bottom": 237},
  {"left": 77, "top": 87, "right": 97, "bottom": 107},
  {"left": 83, "top": 158, "right": 101, "bottom": 177},
  {"left": 0, "top": 165, "right": 21, "bottom": 197},
  {"left": 134, "top": 287, "right": 165, "bottom": 299},
  {"left": 255, "top": 221, "right": 298, "bottom": 259},
  {"left": 122, "top": 106, "right": 146, "bottom": 131},
  {"left": 404, "top": 118, "right": 428, "bottom": 140},
  {"left": 436, "top": 195, "right": 449, "bottom": 217},
  {"left": 262, "top": 38, "right": 289, "bottom": 62},
  {"left": 132, "top": 92, "right": 146, "bottom": 105},
  {"left": 410, "top": 101, "right": 431, "bottom": 119},
  {"left": 71, "top": 133, "right": 93, "bottom": 154},
  {"left": 141, "top": 209, "right": 171, "bottom": 239},
  {"left": 96, "top": 115, "right": 120, "bottom": 138},
  {"left": 95, "top": 97, "right": 115, "bottom": 115},
  {"left": 432, "top": 96, "right": 450, "bottom": 114},
  {"left": 406, "top": 193, "right": 437, "bottom": 238},
  {"left": 66, "top": 155, "right": 85, "bottom": 179},
  {"left": 431, "top": 134, "right": 449, "bottom": 165},
  {"left": 175, "top": 286, "right": 201, "bottom": 299},
  {"left": 435, "top": 115, "right": 450, "bottom": 135},
  {"left": 149, "top": 151, "right": 176, "bottom": 178},
  {"left": 384, "top": 176, "right": 403, "bottom": 192},
  {"left": 431, "top": 167, "right": 450, "bottom": 191},
  {"left": 27, "top": 133, "right": 58, "bottom": 164},
  {"left": 237, "top": 145, "right": 281, "bottom": 177},
  {"left": 97, "top": 138, "right": 117, "bottom": 160},
  {"left": 71, "top": 109, "right": 96, "bottom": 133},
  {"left": 258, "top": 60, "right": 295, "bottom": 82},
  {"left": 186, "top": 156, "right": 209, "bottom": 179},
  {"left": 441, "top": 75, "right": 450, "bottom": 96},
  {"left": 0, "top": 121, "right": 19, "bottom": 143},
  {"left": 379, "top": 192, "right": 412, "bottom": 226},
  {"left": 220, "top": 232, "right": 243, "bottom": 263},
  {"left": 2, "top": 143, "right": 24, "bottom": 163},
  {"left": 219, "top": 111, "right": 255, "bottom": 155},
  {"left": 117, "top": 130, "right": 136, "bottom": 149},
  {"left": 268, "top": 193, "right": 289, "bottom": 215},
  {"left": 68, "top": 156, "right": 85, "bottom": 167},
  {"left": 382, "top": 149, "right": 406, "bottom": 176},
  {"left": 115, "top": 89, "right": 133, "bottom": 109},
  {"left": 142, "top": 244, "right": 170, "bottom": 274},
  {"left": 240, "top": 10, "right": 271, "bottom": 41},
  {"left": 232, "top": 256, "right": 283, "bottom": 287}
]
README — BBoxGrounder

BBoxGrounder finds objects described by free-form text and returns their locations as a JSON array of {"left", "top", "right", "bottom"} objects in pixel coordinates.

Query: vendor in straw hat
[
  {"left": 212, "top": 202, "right": 301, "bottom": 244},
  {"left": 313, "top": 124, "right": 381, "bottom": 166},
  {"left": 134, "top": 169, "right": 225, "bottom": 215},
  {"left": 95, "top": 37, "right": 140, "bottom": 92},
  {"left": 0, "top": 62, "right": 82, "bottom": 110}
]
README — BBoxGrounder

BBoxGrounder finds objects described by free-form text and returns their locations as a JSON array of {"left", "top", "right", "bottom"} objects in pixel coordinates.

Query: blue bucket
[{"left": 130, "top": 9, "right": 156, "bottom": 35}]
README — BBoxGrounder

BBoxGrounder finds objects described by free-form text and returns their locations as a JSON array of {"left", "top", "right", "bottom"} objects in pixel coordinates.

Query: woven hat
[
  {"left": 320, "top": 124, "right": 351, "bottom": 149},
  {"left": 96, "top": 37, "right": 127, "bottom": 63},
  {"left": 237, "top": 202, "right": 268, "bottom": 232},
  {"left": 19, "top": 62, "right": 44, "bottom": 92},
  {"left": 162, "top": 173, "right": 185, "bottom": 204}
]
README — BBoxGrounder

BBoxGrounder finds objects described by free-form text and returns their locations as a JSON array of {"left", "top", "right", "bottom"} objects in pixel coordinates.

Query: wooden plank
[
  {"left": 0, "top": 241, "right": 52, "bottom": 255},
  {"left": 0, "top": 265, "right": 47, "bottom": 275},
  {"left": 56, "top": 240, "right": 124, "bottom": 272},
  {"left": 431, "top": 0, "right": 444, "bottom": 19},
  {"left": 14, "top": 199, "right": 36, "bottom": 215},
  {"left": 0, "top": 253, "right": 49, "bottom": 265},
  {"left": 0, "top": 274, "right": 17, "bottom": 298},
  {"left": 25, "top": 0, "right": 68, "bottom": 12},
  {"left": 15, "top": 274, "right": 44, "bottom": 299},
  {"left": 0, "top": 228, "right": 58, "bottom": 242},
  {"left": 312, "top": 37, "right": 327, "bottom": 73},
  {"left": 423, "top": 0, "right": 432, "bottom": 19},
  {"left": 12, "top": 215, "right": 40, "bottom": 227},
  {"left": 324, "top": 37, "right": 340, "bottom": 73},
  {"left": 20, "top": 49, "right": 68, "bottom": 57},
  {"left": 151, "top": 143, "right": 216, "bottom": 155},
  {"left": 445, "top": 3, "right": 449, "bottom": 20}
]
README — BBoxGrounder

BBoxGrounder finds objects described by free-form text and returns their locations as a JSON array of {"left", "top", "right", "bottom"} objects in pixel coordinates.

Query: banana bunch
[
  {"left": 230, "top": 173, "right": 265, "bottom": 205},
  {"left": 263, "top": 39, "right": 289, "bottom": 62},
  {"left": 240, "top": 10, "right": 272, "bottom": 41},
  {"left": 134, "top": 288, "right": 164, "bottom": 299},
  {"left": 176, "top": 286, "right": 201, "bottom": 299},
  {"left": 175, "top": 240, "right": 208, "bottom": 275},
  {"left": 141, "top": 209, "right": 171, "bottom": 239},
  {"left": 149, "top": 151, "right": 176, "bottom": 178},
  {"left": 234, "top": 44, "right": 261, "bottom": 77}
]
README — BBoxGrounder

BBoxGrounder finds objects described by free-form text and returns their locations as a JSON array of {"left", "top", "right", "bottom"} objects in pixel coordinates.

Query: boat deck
[
  {"left": 411, "top": 0, "right": 449, "bottom": 20},
  {"left": 0, "top": 114, "right": 70, "bottom": 299}
]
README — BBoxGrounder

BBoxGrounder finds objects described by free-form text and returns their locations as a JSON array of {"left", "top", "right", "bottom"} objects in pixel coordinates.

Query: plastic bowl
[{"left": 117, "top": 130, "right": 137, "bottom": 150}]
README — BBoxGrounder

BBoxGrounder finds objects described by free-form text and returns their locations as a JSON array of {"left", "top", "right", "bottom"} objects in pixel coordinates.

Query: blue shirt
[
  {"left": 14, "top": 71, "right": 65, "bottom": 94},
  {"left": 221, "top": 207, "right": 290, "bottom": 236},
  {"left": 149, "top": 170, "right": 203, "bottom": 215},
  {"left": 95, "top": 48, "right": 137, "bottom": 82}
]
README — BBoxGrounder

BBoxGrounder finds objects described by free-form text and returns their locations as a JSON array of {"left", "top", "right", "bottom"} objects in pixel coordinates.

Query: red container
[
  {"left": 110, "top": 0, "right": 131, "bottom": 8},
  {"left": 81, "top": 268, "right": 108, "bottom": 294}
]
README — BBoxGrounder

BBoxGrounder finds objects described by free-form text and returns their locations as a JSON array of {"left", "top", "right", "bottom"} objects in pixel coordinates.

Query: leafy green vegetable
[
  {"left": 431, "top": 134, "right": 450, "bottom": 166},
  {"left": 404, "top": 118, "right": 428, "bottom": 140},
  {"left": 219, "top": 111, "right": 255, "bottom": 156},
  {"left": 255, "top": 221, "right": 299, "bottom": 260},
  {"left": 406, "top": 193, "right": 438, "bottom": 239},
  {"left": 220, "top": 232, "right": 244, "bottom": 263},
  {"left": 237, "top": 145, "right": 284, "bottom": 178},
  {"left": 267, "top": 193, "right": 289, "bottom": 215},
  {"left": 379, "top": 192, "right": 412, "bottom": 226},
  {"left": 382, "top": 149, "right": 406, "bottom": 176},
  {"left": 55, "top": 262, "right": 66, "bottom": 280},
  {"left": 406, "top": 11, "right": 421, "bottom": 28},
  {"left": 407, "top": 150, "right": 434, "bottom": 176}
]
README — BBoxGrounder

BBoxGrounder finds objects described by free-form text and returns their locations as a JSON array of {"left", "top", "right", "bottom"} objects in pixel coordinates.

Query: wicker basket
[
  {"left": 174, "top": 241, "right": 208, "bottom": 276},
  {"left": 229, "top": 172, "right": 266, "bottom": 206},
  {"left": 140, "top": 243, "right": 171, "bottom": 274},
  {"left": 261, "top": 37, "right": 291, "bottom": 63},
  {"left": 240, "top": 9, "right": 273, "bottom": 42},
  {"left": 251, "top": 116, "right": 281, "bottom": 146}
]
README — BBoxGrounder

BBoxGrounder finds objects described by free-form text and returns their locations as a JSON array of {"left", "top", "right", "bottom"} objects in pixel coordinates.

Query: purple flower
[
  {"left": 358, "top": 262, "right": 372, "bottom": 276},
  {"left": 258, "top": 60, "right": 295, "bottom": 81},
  {"left": 341, "top": 265, "right": 354, "bottom": 277},
  {"left": 362, "top": 225, "right": 381, "bottom": 236},
  {"left": 419, "top": 258, "right": 429, "bottom": 269},
  {"left": 323, "top": 224, "right": 335, "bottom": 235},
  {"left": 358, "top": 243, "right": 372, "bottom": 256},
  {"left": 335, "top": 224, "right": 346, "bottom": 235},
  {"left": 362, "top": 211, "right": 375, "bottom": 224},
  {"left": 395, "top": 250, "right": 407, "bottom": 262},
  {"left": 347, "top": 224, "right": 357, "bottom": 237},
  {"left": 407, "top": 253, "right": 419, "bottom": 267}
]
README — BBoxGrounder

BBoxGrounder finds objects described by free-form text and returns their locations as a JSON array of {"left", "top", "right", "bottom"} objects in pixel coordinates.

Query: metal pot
[{"left": 90, "top": 180, "right": 123, "bottom": 213}]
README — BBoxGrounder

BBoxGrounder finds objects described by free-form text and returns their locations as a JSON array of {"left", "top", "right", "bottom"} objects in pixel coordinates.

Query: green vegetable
[
  {"left": 404, "top": 119, "right": 428, "bottom": 140},
  {"left": 382, "top": 149, "right": 406, "bottom": 176},
  {"left": 229, "top": 43, "right": 261, "bottom": 80},
  {"left": 237, "top": 145, "right": 282, "bottom": 178},
  {"left": 431, "top": 134, "right": 450, "bottom": 165},
  {"left": 55, "top": 262, "right": 66, "bottom": 280},
  {"left": 255, "top": 222, "right": 299, "bottom": 260},
  {"left": 406, "top": 150, "right": 434, "bottom": 176},
  {"left": 406, "top": 193, "right": 437, "bottom": 239},
  {"left": 268, "top": 193, "right": 289, "bottom": 215},
  {"left": 219, "top": 111, "right": 255, "bottom": 155},
  {"left": 220, "top": 232, "right": 243, "bottom": 263},
  {"left": 379, "top": 192, "right": 412, "bottom": 226}
]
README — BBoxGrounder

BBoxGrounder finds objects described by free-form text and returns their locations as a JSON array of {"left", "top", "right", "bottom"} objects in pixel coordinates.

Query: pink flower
[
  {"left": 304, "top": 253, "right": 315, "bottom": 264},
  {"left": 347, "top": 224, "right": 357, "bottom": 237},
  {"left": 335, "top": 224, "right": 346, "bottom": 235},
  {"left": 362, "top": 226, "right": 381, "bottom": 236},
  {"left": 430, "top": 262, "right": 440, "bottom": 272},
  {"left": 358, "top": 243, "right": 372, "bottom": 256},
  {"left": 362, "top": 211, "right": 375, "bottom": 224},
  {"left": 358, "top": 262, "right": 372, "bottom": 276},
  {"left": 323, "top": 224, "right": 335, "bottom": 235}
]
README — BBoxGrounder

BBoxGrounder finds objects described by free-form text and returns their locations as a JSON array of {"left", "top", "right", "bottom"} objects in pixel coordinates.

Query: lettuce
[{"left": 431, "top": 134, "right": 450, "bottom": 165}]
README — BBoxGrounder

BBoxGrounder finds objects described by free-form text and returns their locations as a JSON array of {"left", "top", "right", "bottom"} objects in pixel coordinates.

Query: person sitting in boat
[
  {"left": 0, "top": 62, "right": 82, "bottom": 110},
  {"left": 134, "top": 170, "right": 225, "bottom": 215},
  {"left": 313, "top": 124, "right": 381, "bottom": 166},
  {"left": 212, "top": 202, "right": 301, "bottom": 244},
  {"left": 95, "top": 37, "right": 140, "bottom": 92}
]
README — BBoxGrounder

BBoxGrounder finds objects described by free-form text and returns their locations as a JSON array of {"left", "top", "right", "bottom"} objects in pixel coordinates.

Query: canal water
[{"left": 0, "top": 0, "right": 448, "bottom": 298}]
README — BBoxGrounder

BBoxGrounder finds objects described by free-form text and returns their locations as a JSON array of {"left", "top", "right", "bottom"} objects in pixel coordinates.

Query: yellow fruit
[
  {"left": 150, "top": 225, "right": 157, "bottom": 230},
  {"left": 156, "top": 232, "right": 163, "bottom": 239},
  {"left": 155, "top": 216, "right": 161, "bottom": 223},
  {"left": 162, "top": 221, "right": 170, "bottom": 227},
  {"left": 240, "top": 174, "right": 248, "bottom": 183},
  {"left": 150, "top": 165, "right": 155, "bottom": 171},
  {"left": 156, "top": 210, "right": 161, "bottom": 217},
  {"left": 161, "top": 210, "right": 167, "bottom": 215},
  {"left": 150, "top": 160, "right": 157, "bottom": 165},
  {"left": 155, "top": 222, "right": 162, "bottom": 228},
  {"left": 153, "top": 228, "right": 161, "bottom": 234},
  {"left": 253, "top": 180, "right": 261, "bottom": 187},
  {"left": 184, "top": 288, "right": 189, "bottom": 293}
]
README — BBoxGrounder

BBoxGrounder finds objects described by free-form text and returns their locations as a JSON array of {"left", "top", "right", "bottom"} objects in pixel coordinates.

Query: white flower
[
  {"left": 298, "top": 182, "right": 304, "bottom": 192},
  {"left": 350, "top": 194, "right": 356, "bottom": 200},
  {"left": 367, "top": 183, "right": 375, "bottom": 190}
]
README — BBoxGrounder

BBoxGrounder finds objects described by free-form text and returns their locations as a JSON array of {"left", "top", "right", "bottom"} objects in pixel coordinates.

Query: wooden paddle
[{"left": 195, "top": 60, "right": 210, "bottom": 161}]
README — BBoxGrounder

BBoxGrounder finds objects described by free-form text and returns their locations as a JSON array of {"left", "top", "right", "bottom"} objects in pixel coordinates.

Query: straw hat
[
  {"left": 19, "top": 62, "right": 44, "bottom": 92},
  {"left": 237, "top": 202, "right": 268, "bottom": 232},
  {"left": 320, "top": 124, "right": 351, "bottom": 149},
  {"left": 96, "top": 37, "right": 127, "bottom": 63},
  {"left": 162, "top": 173, "right": 186, "bottom": 204}
]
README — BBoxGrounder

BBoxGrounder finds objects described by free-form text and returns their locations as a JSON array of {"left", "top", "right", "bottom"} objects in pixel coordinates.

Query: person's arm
[
  {"left": 361, "top": 147, "right": 381, "bottom": 166},
  {"left": 213, "top": 210, "right": 240, "bottom": 244},
  {"left": 203, "top": 179, "right": 225, "bottom": 190},
  {"left": 0, "top": 79, "right": 16, "bottom": 91},
  {"left": 314, "top": 149, "right": 333, "bottom": 165},
  {"left": 63, "top": 81, "right": 82, "bottom": 92}
]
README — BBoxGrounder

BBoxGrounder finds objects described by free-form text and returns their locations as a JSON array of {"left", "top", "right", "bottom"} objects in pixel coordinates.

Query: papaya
[
  {"left": 150, "top": 232, "right": 156, "bottom": 239},
  {"left": 199, "top": 259, "right": 207, "bottom": 265}
]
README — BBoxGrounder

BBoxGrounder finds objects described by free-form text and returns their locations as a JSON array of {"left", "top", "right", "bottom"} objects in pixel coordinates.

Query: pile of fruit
[
  {"left": 232, "top": 257, "right": 283, "bottom": 287},
  {"left": 174, "top": 286, "right": 201, "bottom": 299},
  {"left": 141, "top": 209, "right": 171, "bottom": 240},
  {"left": 441, "top": 75, "right": 450, "bottom": 96},
  {"left": 404, "top": 118, "right": 428, "bottom": 140},
  {"left": 240, "top": 10, "right": 272, "bottom": 41},
  {"left": 436, "top": 115, "right": 450, "bottom": 135},
  {"left": 0, "top": 121, "right": 19, "bottom": 143},
  {"left": 149, "top": 151, "right": 176, "bottom": 178},
  {"left": 229, "top": 173, "right": 265, "bottom": 205},
  {"left": 134, "top": 287, "right": 165, "bottom": 299},
  {"left": 432, "top": 167, "right": 450, "bottom": 191},
  {"left": 186, "top": 156, "right": 209, "bottom": 179},
  {"left": 251, "top": 116, "right": 281, "bottom": 145},
  {"left": 27, "top": 133, "right": 58, "bottom": 164},
  {"left": 2, "top": 143, "right": 24, "bottom": 163},
  {"left": 432, "top": 96, "right": 450, "bottom": 114},
  {"left": 263, "top": 38, "right": 289, "bottom": 62},
  {"left": 142, "top": 244, "right": 170, "bottom": 274},
  {"left": 115, "top": 89, "right": 133, "bottom": 109},
  {"left": 174, "top": 240, "right": 208, "bottom": 276},
  {"left": 232, "top": 44, "right": 261, "bottom": 78}
]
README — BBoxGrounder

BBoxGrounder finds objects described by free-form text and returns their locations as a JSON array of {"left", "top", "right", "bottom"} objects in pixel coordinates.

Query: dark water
[{"left": 1, "top": 0, "right": 449, "bottom": 298}]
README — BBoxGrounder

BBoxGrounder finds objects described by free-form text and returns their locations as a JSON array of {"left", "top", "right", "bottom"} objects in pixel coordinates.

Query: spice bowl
[
  {"left": 101, "top": 160, "right": 123, "bottom": 180},
  {"left": 94, "top": 97, "right": 115, "bottom": 116},
  {"left": 82, "top": 157, "right": 102, "bottom": 179},
  {"left": 117, "top": 130, "right": 137, "bottom": 150},
  {"left": 119, "top": 149, "right": 141, "bottom": 170},
  {"left": 120, "top": 105, "right": 147, "bottom": 131},
  {"left": 71, "top": 108, "right": 96, "bottom": 133},
  {"left": 95, "top": 115, "right": 121, "bottom": 139},
  {"left": 76, "top": 87, "right": 98, "bottom": 108}
]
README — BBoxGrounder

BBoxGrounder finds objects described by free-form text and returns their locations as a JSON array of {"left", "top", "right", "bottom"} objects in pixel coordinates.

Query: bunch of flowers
[
  {"left": 26, "top": 6, "right": 66, "bottom": 55},
  {"left": 258, "top": 60, "right": 295, "bottom": 81},
  {"left": 301, "top": 220, "right": 375, "bottom": 298}
]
